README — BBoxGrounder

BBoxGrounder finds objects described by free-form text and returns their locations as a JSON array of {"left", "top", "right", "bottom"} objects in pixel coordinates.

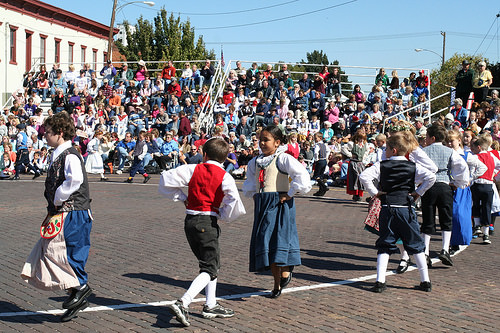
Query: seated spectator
[
  {"left": 185, "top": 143, "right": 202, "bottom": 164},
  {"left": 167, "top": 77, "right": 182, "bottom": 98},
  {"left": 224, "top": 143, "right": 238, "bottom": 173},
  {"left": 282, "top": 111, "right": 298, "bottom": 133},
  {"left": 199, "top": 59, "right": 215, "bottom": 90},
  {"left": 223, "top": 88, "right": 235, "bottom": 105},
  {"left": 154, "top": 131, "right": 179, "bottom": 170},
  {"left": 179, "top": 62, "right": 193, "bottom": 90},
  {"left": 125, "top": 90, "right": 142, "bottom": 114},
  {"left": 310, "top": 91, "right": 326, "bottom": 120},
  {"left": 320, "top": 121, "right": 334, "bottom": 142},
  {"left": 190, "top": 64, "right": 200, "bottom": 92},
  {"left": 128, "top": 109, "right": 145, "bottom": 136},
  {"left": 413, "top": 79, "right": 429, "bottom": 100},
  {"left": 115, "top": 132, "right": 136, "bottom": 174},
  {"left": 225, "top": 106, "right": 239, "bottom": 132},
  {"left": 36, "top": 74, "right": 49, "bottom": 102},
  {"left": 108, "top": 89, "right": 122, "bottom": 111},
  {"left": 162, "top": 60, "right": 176, "bottom": 86}
]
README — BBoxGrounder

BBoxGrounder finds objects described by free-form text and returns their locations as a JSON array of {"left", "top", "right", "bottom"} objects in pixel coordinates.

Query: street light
[
  {"left": 107, "top": 1, "right": 155, "bottom": 60},
  {"left": 414, "top": 48, "right": 444, "bottom": 67}
]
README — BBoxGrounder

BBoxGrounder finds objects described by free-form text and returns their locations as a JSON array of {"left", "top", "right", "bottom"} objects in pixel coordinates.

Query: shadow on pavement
[{"left": 0, "top": 301, "right": 61, "bottom": 324}]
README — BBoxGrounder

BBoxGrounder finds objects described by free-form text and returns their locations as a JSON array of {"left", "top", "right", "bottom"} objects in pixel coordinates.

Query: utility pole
[
  {"left": 107, "top": 0, "right": 118, "bottom": 62},
  {"left": 441, "top": 31, "right": 446, "bottom": 67}
]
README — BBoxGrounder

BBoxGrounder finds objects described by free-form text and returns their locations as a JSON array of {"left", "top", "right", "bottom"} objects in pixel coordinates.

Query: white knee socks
[
  {"left": 482, "top": 226, "right": 490, "bottom": 236},
  {"left": 205, "top": 278, "right": 217, "bottom": 308},
  {"left": 397, "top": 243, "right": 410, "bottom": 261},
  {"left": 413, "top": 252, "right": 430, "bottom": 282},
  {"left": 181, "top": 272, "right": 211, "bottom": 308},
  {"left": 442, "top": 231, "right": 451, "bottom": 251},
  {"left": 376, "top": 253, "right": 390, "bottom": 283},
  {"left": 423, "top": 234, "right": 431, "bottom": 255}
]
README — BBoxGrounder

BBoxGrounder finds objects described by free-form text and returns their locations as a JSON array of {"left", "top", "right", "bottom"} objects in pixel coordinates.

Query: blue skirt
[
  {"left": 249, "top": 192, "right": 301, "bottom": 272},
  {"left": 64, "top": 210, "right": 92, "bottom": 285},
  {"left": 451, "top": 187, "right": 473, "bottom": 246}
]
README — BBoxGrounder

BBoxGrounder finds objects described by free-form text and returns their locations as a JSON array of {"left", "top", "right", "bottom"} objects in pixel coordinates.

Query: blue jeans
[
  {"left": 199, "top": 76, "right": 212, "bottom": 90},
  {"left": 142, "top": 153, "right": 153, "bottom": 168},
  {"left": 117, "top": 147, "right": 129, "bottom": 170}
]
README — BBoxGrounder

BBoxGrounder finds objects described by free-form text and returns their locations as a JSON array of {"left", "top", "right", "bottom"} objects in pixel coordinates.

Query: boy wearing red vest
[
  {"left": 470, "top": 137, "right": 500, "bottom": 244},
  {"left": 158, "top": 138, "right": 246, "bottom": 327}
]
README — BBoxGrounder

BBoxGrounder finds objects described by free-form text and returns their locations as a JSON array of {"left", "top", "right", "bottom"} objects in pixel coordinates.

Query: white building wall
[
  {"left": 116, "top": 24, "right": 136, "bottom": 47},
  {"left": 1, "top": 7, "right": 109, "bottom": 106}
]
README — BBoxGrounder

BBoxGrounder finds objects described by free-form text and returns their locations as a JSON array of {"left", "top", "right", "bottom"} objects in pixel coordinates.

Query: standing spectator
[
  {"left": 389, "top": 70, "right": 399, "bottom": 91},
  {"left": 100, "top": 60, "right": 117, "bottom": 83},
  {"left": 473, "top": 61, "right": 493, "bottom": 103},
  {"left": 134, "top": 60, "right": 148, "bottom": 89},
  {"left": 199, "top": 60, "right": 215, "bottom": 91},
  {"left": 455, "top": 60, "right": 475, "bottom": 107}
]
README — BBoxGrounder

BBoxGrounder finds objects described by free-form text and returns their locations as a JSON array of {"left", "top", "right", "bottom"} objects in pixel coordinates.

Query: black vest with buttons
[
  {"left": 379, "top": 159, "right": 416, "bottom": 206},
  {"left": 44, "top": 146, "right": 91, "bottom": 215}
]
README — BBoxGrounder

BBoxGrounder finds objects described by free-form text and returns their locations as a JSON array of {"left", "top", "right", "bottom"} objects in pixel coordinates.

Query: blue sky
[{"left": 43, "top": 0, "right": 500, "bottom": 73}]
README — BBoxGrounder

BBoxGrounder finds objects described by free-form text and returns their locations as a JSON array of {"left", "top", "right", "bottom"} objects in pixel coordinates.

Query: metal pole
[
  {"left": 107, "top": 0, "right": 118, "bottom": 61},
  {"left": 441, "top": 31, "right": 446, "bottom": 67}
]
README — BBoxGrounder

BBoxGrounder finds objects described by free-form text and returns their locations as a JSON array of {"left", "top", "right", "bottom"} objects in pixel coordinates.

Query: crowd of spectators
[{"left": 1, "top": 58, "right": 498, "bottom": 184}]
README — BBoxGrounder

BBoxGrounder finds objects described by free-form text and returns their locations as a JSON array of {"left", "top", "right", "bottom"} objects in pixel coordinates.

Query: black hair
[{"left": 261, "top": 124, "right": 286, "bottom": 144}]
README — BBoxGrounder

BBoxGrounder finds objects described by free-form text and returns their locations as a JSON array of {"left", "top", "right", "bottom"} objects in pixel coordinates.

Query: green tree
[
  {"left": 301, "top": 50, "right": 329, "bottom": 73},
  {"left": 117, "top": 9, "right": 214, "bottom": 68},
  {"left": 430, "top": 53, "right": 486, "bottom": 111}
]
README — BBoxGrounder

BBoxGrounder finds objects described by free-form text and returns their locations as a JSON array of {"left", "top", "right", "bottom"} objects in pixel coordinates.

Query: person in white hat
[{"left": 473, "top": 61, "right": 493, "bottom": 103}]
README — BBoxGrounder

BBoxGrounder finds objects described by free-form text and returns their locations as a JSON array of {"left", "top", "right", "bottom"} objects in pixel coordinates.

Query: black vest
[
  {"left": 379, "top": 159, "right": 415, "bottom": 206},
  {"left": 44, "top": 146, "right": 91, "bottom": 215}
]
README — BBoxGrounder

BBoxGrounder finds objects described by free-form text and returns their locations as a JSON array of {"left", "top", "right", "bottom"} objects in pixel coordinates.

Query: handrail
[
  {"left": 382, "top": 90, "right": 451, "bottom": 133},
  {"left": 2, "top": 57, "right": 43, "bottom": 111}
]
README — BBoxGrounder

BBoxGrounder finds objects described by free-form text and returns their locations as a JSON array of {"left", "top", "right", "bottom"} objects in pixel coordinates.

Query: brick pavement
[{"left": 0, "top": 175, "right": 499, "bottom": 332}]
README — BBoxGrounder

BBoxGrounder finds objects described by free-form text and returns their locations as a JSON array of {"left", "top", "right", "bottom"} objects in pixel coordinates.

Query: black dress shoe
[
  {"left": 396, "top": 259, "right": 410, "bottom": 274},
  {"left": 60, "top": 299, "right": 89, "bottom": 322},
  {"left": 370, "top": 281, "right": 387, "bottom": 293},
  {"left": 438, "top": 249, "right": 453, "bottom": 266},
  {"left": 270, "top": 289, "right": 281, "bottom": 298},
  {"left": 280, "top": 272, "right": 292, "bottom": 289},
  {"left": 63, "top": 285, "right": 92, "bottom": 309},
  {"left": 416, "top": 281, "right": 432, "bottom": 292}
]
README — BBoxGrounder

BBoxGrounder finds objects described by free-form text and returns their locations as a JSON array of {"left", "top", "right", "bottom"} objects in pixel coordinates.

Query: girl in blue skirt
[{"left": 243, "top": 125, "right": 311, "bottom": 298}]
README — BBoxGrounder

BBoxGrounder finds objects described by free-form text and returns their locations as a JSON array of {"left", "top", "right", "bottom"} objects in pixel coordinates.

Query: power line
[
  {"left": 128, "top": 0, "right": 300, "bottom": 15},
  {"left": 205, "top": 31, "right": 439, "bottom": 45},
  {"left": 197, "top": 0, "right": 357, "bottom": 30},
  {"left": 472, "top": 15, "right": 498, "bottom": 56}
]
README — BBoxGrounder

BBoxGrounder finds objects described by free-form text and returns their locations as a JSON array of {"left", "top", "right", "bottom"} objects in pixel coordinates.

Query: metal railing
[
  {"left": 2, "top": 57, "right": 44, "bottom": 111},
  {"left": 382, "top": 90, "right": 451, "bottom": 133}
]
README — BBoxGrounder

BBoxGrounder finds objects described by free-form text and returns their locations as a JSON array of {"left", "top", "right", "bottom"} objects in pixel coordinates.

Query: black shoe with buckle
[
  {"left": 143, "top": 175, "right": 151, "bottom": 183},
  {"left": 169, "top": 300, "right": 190, "bottom": 327},
  {"left": 438, "top": 249, "right": 453, "bottom": 266},
  {"left": 62, "top": 285, "right": 92, "bottom": 309},
  {"left": 60, "top": 299, "right": 89, "bottom": 322},
  {"left": 416, "top": 281, "right": 432, "bottom": 292},
  {"left": 270, "top": 289, "right": 281, "bottom": 298},
  {"left": 371, "top": 281, "right": 387, "bottom": 293},
  {"left": 396, "top": 259, "right": 410, "bottom": 274},
  {"left": 201, "top": 303, "right": 235, "bottom": 319}
]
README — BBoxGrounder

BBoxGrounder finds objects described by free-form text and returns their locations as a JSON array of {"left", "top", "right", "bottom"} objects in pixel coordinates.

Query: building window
[
  {"left": 54, "top": 38, "right": 61, "bottom": 63},
  {"left": 68, "top": 42, "right": 74, "bottom": 64},
  {"left": 92, "top": 48, "right": 98, "bottom": 70},
  {"left": 103, "top": 52, "right": 108, "bottom": 64},
  {"left": 25, "top": 30, "right": 33, "bottom": 73},
  {"left": 9, "top": 26, "right": 18, "bottom": 64},
  {"left": 81, "top": 45, "right": 87, "bottom": 66},
  {"left": 40, "top": 34, "right": 47, "bottom": 64}
]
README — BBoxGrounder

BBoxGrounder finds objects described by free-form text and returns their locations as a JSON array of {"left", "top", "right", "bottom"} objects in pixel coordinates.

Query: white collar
[{"left": 51, "top": 140, "right": 73, "bottom": 162}]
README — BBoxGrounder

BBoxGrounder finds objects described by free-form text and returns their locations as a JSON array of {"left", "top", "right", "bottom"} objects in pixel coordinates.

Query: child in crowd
[
  {"left": 85, "top": 130, "right": 108, "bottom": 181},
  {"left": 421, "top": 123, "right": 469, "bottom": 266},
  {"left": 285, "top": 132, "right": 300, "bottom": 159},
  {"left": 22, "top": 111, "right": 93, "bottom": 322},
  {"left": 3, "top": 151, "right": 15, "bottom": 175},
  {"left": 14, "top": 123, "right": 41, "bottom": 180},
  {"left": 470, "top": 136, "right": 500, "bottom": 244},
  {"left": 360, "top": 133, "right": 436, "bottom": 293},
  {"left": 308, "top": 115, "right": 320, "bottom": 135},
  {"left": 243, "top": 125, "right": 311, "bottom": 298},
  {"left": 312, "top": 132, "right": 331, "bottom": 196},
  {"left": 447, "top": 130, "right": 487, "bottom": 251},
  {"left": 125, "top": 131, "right": 151, "bottom": 184},
  {"left": 159, "top": 138, "right": 245, "bottom": 327}
]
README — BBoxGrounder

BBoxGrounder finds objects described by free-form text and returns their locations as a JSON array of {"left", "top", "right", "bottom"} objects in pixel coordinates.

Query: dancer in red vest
[
  {"left": 470, "top": 137, "right": 500, "bottom": 244},
  {"left": 158, "top": 138, "right": 245, "bottom": 327}
]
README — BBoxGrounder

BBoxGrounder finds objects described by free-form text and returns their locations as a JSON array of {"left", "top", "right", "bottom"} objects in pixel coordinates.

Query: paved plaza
[{"left": 1, "top": 175, "right": 499, "bottom": 332}]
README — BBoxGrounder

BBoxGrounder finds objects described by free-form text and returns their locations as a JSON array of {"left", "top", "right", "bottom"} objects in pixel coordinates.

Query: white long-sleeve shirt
[
  {"left": 360, "top": 156, "right": 436, "bottom": 198},
  {"left": 474, "top": 150, "right": 500, "bottom": 185},
  {"left": 382, "top": 146, "right": 438, "bottom": 174},
  {"left": 454, "top": 148, "right": 487, "bottom": 183},
  {"left": 242, "top": 152, "right": 312, "bottom": 198},
  {"left": 49, "top": 141, "right": 84, "bottom": 207},
  {"left": 158, "top": 160, "right": 245, "bottom": 222}
]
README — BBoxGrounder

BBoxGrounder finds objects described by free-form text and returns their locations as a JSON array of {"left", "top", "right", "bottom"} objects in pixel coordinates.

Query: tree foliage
[
  {"left": 116, "top": 9, "right": 215, "bottom": 68},
  {"left": 430, "top": 53, "right": 486, "bottom": 111}
]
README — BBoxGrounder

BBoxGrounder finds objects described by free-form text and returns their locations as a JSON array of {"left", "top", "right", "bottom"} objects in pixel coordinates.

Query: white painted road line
[{"left": 0, "top": 246, "right": 467, "bottom": 318}]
